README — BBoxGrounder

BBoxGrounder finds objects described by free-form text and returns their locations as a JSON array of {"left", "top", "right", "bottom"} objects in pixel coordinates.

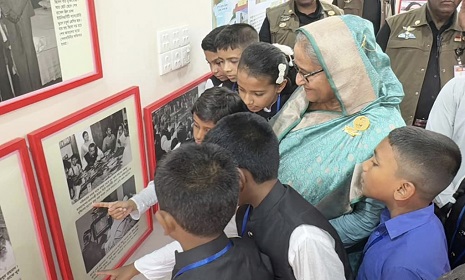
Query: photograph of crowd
[
  {"left": 152, "top": 87, "right": 199, "bottom": 162},
  {"left": 0, "top": 0, "right": 62, "bottom": 102},
  {"left": 60, "top": 108, "right": 132, "bottom": 204},
  {"left": 75, "top": 176, "right": 138, "bottom": 273},
  {"left": 0, "top": 206, "right": 18, "bottom": 278}
]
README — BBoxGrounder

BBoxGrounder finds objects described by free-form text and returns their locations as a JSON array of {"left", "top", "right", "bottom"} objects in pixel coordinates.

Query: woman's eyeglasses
[{"left": 293, "top": 62, "right": 324, "bottom": 83}]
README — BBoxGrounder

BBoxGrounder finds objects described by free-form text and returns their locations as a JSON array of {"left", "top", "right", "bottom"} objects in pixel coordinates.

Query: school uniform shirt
[
  {"left": 172, "top": 233, "right": 273, "bottom": 280},
  {"left": 204, "top": 75, "right": 235, "bottom": 92},
  {"left": 426, "top": 78, "right": 465, "bottom": 208},
  {"left": 357, "top": 204, "right": 450, "bottom": 280},
  {"left": 133, "top": 183, "right": 349, "bottom": 280},
  {"left": 256, "top": 73, "right": 298, "bottom": 120}
]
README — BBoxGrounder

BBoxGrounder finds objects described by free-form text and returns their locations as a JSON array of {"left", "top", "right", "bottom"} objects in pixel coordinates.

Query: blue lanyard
[
  {"left": 240, "top": 206, "right": 251, "bottom": 237},
  {"left": 276, "top": 95, "right": 282, "bottom": 112},
  {"left": 232, "top": 82, "right": 237, "bottom": 92},
  {"left": 174, "top": 241, "right": 233, "bottom": 278}
]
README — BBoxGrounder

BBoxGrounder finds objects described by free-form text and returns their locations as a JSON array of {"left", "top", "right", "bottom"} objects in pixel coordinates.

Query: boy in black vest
[
  {"left": 154, "top": 143, "right": 273, "bottom": 280},
  {"left": 204, "top": 112, "right": 352, "bottom": 280},
  {"left": 98, "top": 113, "right": 352, "bottom": 280}
]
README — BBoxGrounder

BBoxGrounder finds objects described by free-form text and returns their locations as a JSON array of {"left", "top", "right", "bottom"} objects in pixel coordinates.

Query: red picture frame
[
  {"left": 144, "top": 73, "right": 211, "bottom": 179},
  {"left": 144, "top": 73, "right": 210, "bottom": 213},
  {"left": 0, "top": 138, "right": 56, "bottom": 279},
  {"left": 0, "top": 0, "right": 102, "bottom": 115},
  {"left": 28, "top": 87, "right": 152, "bottom": 280}
]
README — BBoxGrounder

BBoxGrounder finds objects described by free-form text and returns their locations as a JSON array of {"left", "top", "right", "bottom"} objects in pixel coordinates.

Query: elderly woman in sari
[{"left": 271, "top": 15, "right": 405, "bottom": 256}]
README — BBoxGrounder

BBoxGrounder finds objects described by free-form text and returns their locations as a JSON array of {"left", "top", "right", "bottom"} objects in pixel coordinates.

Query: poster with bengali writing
[
  {"left": 397, "top": 0, "right": 426, "bottom": 13},
  {"left": 0, "top": 0, "right": 101, "bottom": 115},
  {"left": 212, "top": 0, "right": 286, "bottom": 31},
  {"left": 28, "top": 87, "right": 152, "bottom": 280}
]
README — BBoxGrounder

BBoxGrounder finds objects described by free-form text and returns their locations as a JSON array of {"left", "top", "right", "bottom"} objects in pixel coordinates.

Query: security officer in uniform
[
  {"left": 333, "top": 0, "right": 395, "bottom": 34},
  {"left": 259, "top": 0, "right": 343, "bottom": 48},
  {"left": 377, "top": 0, "right": 465, "bottom": 127}
]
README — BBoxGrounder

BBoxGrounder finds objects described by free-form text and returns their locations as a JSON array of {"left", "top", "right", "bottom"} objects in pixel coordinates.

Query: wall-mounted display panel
[
  {"left": 0, "top": 0, "right": 102, "bottom": 115},
  {"left": 28, "top": 87, "right": 152, "bottom": 280},
  {"left": 0, "top": 138, "right": 56, "bottom": 280},
  {"left": 212, "top": 0, "right": 286, "bottom": 31},
  {"left": 143, "top": 73, "right": 209, "bottom": 182}
]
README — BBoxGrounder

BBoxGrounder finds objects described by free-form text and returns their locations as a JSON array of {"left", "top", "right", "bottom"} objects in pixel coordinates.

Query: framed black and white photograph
[
  {"left": 0, "top": 138, "right": 56, "bottom": 279},
  {"left": 144, "top": 73, "right": 209, "bottom": 181},
  {"left": 28, "top": 87, "right": 152, "bottom": 280},
  {"left": 59, "top": 108, "right": 132, "bottom": 204},
  {"left": 76, "top": 176, "right": 138, "bottom": 273},
  {"left": 0, "top": 207, "right": 15, "bottom": 276},
  {"left": 0, "top": 0, "right": 102, "bottom": 115}
]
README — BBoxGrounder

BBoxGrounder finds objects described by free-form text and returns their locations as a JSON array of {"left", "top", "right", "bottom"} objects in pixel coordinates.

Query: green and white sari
[{"left": 271, "top": 15, "right": 406, "bottom": 246}]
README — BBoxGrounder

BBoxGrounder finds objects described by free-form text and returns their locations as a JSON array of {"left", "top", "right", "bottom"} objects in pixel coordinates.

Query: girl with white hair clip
[{"left": 236, "top": 42, "right": 298, "bottom": 120}]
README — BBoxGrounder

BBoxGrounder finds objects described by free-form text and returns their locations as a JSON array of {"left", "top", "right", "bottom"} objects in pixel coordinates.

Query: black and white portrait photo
[
  {"left": 59, "top": 108, "right": 132, "bottom": 204},
  {"left": 152, "top": 87, "right": 199, "bottom": 162},
  {"left": 75, "top": 176, "right": 138, "bottom": 273},
  {"left": 0, "top": 206, "right": 18, "bottom": 278},
  {"left": 0, "top": 0, "right": 62, "bottom": 102}
]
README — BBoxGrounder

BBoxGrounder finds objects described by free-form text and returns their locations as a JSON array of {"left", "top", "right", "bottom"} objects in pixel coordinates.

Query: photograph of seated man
[
  {"left": 76, "top": 176, "right": 138, "bottom": 273},
  {"left": 60, "top": 108, "right": 133, "bottom": 204}
]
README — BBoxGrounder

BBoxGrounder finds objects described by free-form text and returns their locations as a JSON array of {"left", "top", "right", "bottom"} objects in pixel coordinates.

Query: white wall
[
  {"left": 0, "top": 1, "right": 213, "bottom": 278},
  {"left": 0, "top": 0, "right": 212, "bottom": 144}
]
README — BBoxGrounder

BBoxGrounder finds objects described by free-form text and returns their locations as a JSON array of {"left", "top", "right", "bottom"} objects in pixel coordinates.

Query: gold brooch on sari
[{"left": 344, "top": 116, "right": 371, "bottom": 137}]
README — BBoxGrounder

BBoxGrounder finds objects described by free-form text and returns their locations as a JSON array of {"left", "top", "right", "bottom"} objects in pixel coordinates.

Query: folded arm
[{"left": 329, "top": 198, "right": 385, "bottom": 247}]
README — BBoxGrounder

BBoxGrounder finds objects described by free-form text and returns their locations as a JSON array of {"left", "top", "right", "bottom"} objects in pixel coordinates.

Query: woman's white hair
[{"left": 295, "top": 32, "right": 321, "bottom": 67}]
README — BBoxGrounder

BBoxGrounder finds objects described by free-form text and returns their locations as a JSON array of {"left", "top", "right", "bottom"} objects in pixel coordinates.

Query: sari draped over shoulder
[{"left": 270, "top": 16, "right": 405, "bottom": 218}]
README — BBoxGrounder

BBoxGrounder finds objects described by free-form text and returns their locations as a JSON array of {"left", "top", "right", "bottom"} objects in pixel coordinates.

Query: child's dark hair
[
  {"left": 214, "top": 23, "right": 259, "bottom": 51},
  {"left": 191, "top": 87, "right": 248, "bottom": 123},
  {"left": 388, "top": 126, "right": 462, "bottom": 200},
  {"left": 201, "top": 26, "right": 228, "bottom": 52},
  {"left": 154, "top": 143, "right": 239, "bottom": 237},
  {"left": 204, "top": 112, "right": 279, "bottom": 183},
  {"left": 238, "top": 42, "right": 289, "bottom": 85}
]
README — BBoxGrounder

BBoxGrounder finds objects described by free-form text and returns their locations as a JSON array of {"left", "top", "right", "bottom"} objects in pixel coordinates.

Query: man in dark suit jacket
[
  {"left": 0, "top": 0, "right": 41, "bottom": 95},
  {"left": 0, "top": 23, "right": 13, "bottom": 101}
]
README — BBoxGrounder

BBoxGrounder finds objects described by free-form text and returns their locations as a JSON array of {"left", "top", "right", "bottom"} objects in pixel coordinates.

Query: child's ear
[
  {"left": 276, "top": 79, "right": 288, "bottom": 94},
  {"left": 394, "top": 181, "right": 415, "bottom": 201},
  {"left": 155, "top": 210, "right": 177, "bottom": 236},
  {"left": 237, "top": 168, "right": 247, "bottom": 193}
]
